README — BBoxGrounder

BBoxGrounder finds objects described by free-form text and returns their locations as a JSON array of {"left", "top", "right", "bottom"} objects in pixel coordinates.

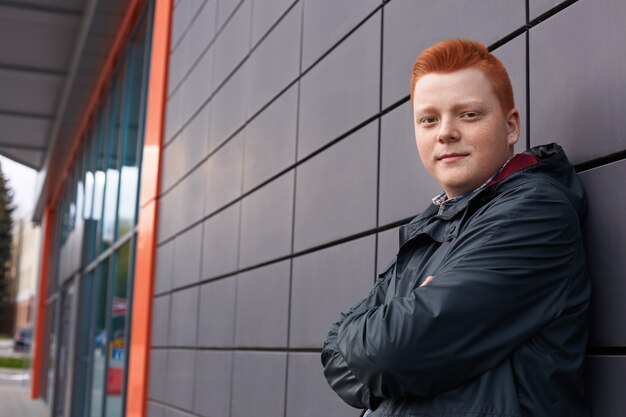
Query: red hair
[{"left": 410, "top": 39, "right": 514, "bottom": 114}]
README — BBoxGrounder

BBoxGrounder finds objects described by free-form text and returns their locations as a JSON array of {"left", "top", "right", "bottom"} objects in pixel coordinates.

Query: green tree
[{"left": 0, "top": 164, "right": 14, "bottom": 326}]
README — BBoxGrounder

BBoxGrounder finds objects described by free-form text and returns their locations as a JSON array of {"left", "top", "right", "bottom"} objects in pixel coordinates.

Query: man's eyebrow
[
  {"left": 413, "top": 101, "right": 486, "bottom": 115},
  {"left": 413, "top": 106, "right": 437, "bottom": 116}
]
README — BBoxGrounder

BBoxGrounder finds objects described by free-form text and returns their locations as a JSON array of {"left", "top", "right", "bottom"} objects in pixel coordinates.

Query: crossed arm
[{"left": 322, "top": 182, "right": 581, "bottom": 403}]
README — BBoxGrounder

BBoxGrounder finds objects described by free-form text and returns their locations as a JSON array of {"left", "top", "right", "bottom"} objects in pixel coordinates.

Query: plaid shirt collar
[{"left": 432, "top": 157, "right": 513, "bottom": 215}]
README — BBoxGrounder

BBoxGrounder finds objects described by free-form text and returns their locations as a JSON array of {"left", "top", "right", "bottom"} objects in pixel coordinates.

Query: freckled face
[{"left": 412, "top": 68, "right": 520, "bottom": 198}]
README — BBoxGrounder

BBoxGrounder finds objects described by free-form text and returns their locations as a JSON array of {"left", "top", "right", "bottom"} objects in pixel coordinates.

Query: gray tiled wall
[{"left": 152, "top": 0, "right": 626, "bottom": 416}]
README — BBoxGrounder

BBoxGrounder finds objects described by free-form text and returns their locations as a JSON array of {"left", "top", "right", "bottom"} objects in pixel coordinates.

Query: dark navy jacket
[{"left": 322, "top": 143, "right": 591, "bottom": 417}]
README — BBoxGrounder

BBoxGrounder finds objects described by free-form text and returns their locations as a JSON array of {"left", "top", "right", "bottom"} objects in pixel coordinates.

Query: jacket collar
[{"left": 400, "top": 150, "right": 543, "bottom": 247}]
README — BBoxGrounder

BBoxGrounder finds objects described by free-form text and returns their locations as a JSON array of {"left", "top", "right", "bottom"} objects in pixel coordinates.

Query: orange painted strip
[
  {"left": 32, "top": 0, "right": 148, "bottom": 404},
  {"left": 31, "top": 206, "right": 54, "bottom": 399},
  {"left": 49, "top": 0, "right": 144, "bottom": 209},
  {"left": 126, "top": 0, "right": 172, "bottom": 415}
]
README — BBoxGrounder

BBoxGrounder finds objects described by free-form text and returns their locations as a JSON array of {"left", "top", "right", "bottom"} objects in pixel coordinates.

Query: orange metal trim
[
  {"left": 49, "top": 0, "right": 145, "bottom": 209},
  {"left": 126, "top": 0, "right": 172, "bottom": 416},
  {"left": 32, "top": 0, "right": 151, "bottom": 404},
  {"left": 31, "top": 206, "right": 54, "bottom": 399}
]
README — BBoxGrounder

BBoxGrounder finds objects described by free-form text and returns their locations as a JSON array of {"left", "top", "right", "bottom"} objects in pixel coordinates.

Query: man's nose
[{"left": 437, "top": 118, "right": 459, "bottom": 143}]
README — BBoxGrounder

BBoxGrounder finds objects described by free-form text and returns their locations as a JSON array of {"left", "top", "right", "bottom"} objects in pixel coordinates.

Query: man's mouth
[{"left": 438, "top": 153, "right": 468, "bottom": 162}]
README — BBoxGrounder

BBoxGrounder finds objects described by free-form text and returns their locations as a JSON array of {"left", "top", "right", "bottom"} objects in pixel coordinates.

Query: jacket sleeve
[
  {"left": 321, "top": 273, "right": 391, "bottom": 409},
  {"left": 337, "top": 182, "right": 584, "bottom": 398}
]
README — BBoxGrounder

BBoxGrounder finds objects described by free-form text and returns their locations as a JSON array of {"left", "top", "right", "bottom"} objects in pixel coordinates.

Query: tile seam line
[
  {"left": 168, "top": 0, "right": 300, "bottom": 98},
  {"left": 162, "top": 19, "right": 530, "bottom": 198},
  {"left": 166, "top": 1, "right": 383, "bottom": 144},
  {"left": 153, "top": 217, "right": 413, "bottom": 298}
]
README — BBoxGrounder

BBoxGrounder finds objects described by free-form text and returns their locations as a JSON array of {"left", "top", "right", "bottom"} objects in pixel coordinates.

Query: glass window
[
  {"left": 40, "top": 299, "right": 57, "bottom": 402},
  {"left": 101, "top": 75, "right": 124, "bottom": 252},
  {"left": 75, "top": 144, "right": 85, "bottom": 230},
  {"left": 88, "top": 261, "right": 109, "bottom": 417},
  {"left": 41, "top": 3, "right": 152, "bottom": 416},
  {"left": 84, "top": 130, "right": 96, "bottom": 221},
  {"left": 117, "top": 21, "right": 148, "bottom": 238},
  {"left": 104, "top": 241, "right": 133, "bottom": 416},
  {"left": 93, "top": 107, "right": 109, "bottom": 225},
  {"left": 72, "top": 271, "right": 94, "bottom": 416}
]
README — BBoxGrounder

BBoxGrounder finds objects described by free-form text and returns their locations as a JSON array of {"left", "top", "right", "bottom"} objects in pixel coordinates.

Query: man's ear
[{"left": 506, "top": 108, "right": 520, "bottom": 146}]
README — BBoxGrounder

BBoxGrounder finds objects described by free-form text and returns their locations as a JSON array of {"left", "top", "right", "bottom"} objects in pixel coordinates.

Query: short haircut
[{"left": 410, "top": 39, "right": 514, "bottom": 114}]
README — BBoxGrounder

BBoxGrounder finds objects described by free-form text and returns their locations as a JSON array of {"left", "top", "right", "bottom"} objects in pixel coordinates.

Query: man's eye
[
  {"left": 462, "top": 112, "right": 478, "bottom": 119},
  {"left": 422, "top": 117, "right": 437, "bottom": 124}
]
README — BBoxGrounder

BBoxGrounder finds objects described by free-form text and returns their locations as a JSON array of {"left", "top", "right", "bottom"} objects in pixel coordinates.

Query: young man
[{"left": 322, "top": 39, "right": 590, "bottom": 417}]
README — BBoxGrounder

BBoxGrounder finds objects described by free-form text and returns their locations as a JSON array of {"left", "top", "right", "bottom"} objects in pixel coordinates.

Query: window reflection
[
  {"left": 42, "top": 5, "right": 150, "bottom": 416},
  {"left": 105, "top": 241, "right": 132, "bottom": 416},
  {"left": 101, "top": 75, "right": 123, "bottom": 251},
  {"left": 89, "top": 262, "right": 109, "bottom": 417}
]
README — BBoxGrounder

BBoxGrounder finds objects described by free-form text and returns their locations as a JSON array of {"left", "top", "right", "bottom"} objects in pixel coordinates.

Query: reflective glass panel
[
  {"left": 75, "top": 145, "right": 85, "bottom": 230},
  {"left": 83, "top": 130, "right": 96, "bottom": 221},
  {"left": 88, "top": 261, "right": 109, "bottom": 417},
  {"left": 117, "top": 18, "right": 148, "bottom": 238},
  {"left": 101, "top": 72, "right": 124, "bottom": 252},
  {"left": 73, "top": 271, "right": 94, "bottom": 416},
  {"left": 104, "top": 241, "right": 132, "bottom": 417}
]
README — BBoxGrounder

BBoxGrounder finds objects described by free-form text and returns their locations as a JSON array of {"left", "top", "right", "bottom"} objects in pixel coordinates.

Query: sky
[{"left": 0, "top": 155, "right": 38, "bottom": 221}]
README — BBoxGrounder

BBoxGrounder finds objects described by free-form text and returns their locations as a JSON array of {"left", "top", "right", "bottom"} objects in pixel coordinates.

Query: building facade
[
  {"left": 12, "top": 218, "right": 42, "bottom": 331},
  {"left": 19, "top": 0, "right": 626, "bottom": 416}
]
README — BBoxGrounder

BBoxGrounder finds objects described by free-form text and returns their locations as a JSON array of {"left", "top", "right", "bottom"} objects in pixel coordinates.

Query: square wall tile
[
  {"left": 184, "top": 0, "right": 217, "bottom": 74},
  {"left": 235, "top": 260, "right": 290, "bottom": 347},
  {"left": 301, "top": 0, "right": 380, "bottom": 70},
  {"left": 148, "top": 349, "right": 167, "bottom": 401},
  {"left": 492, "top": 34, "right": 527, "bottom": 152},
  {"left": 243, "top": 83, "right": 298, "bottom": 193},
  {"left": 377, "top": 227, "right": 400, "bottom": 275},
  {"left": 170, "top": 0, "right": 204, "bottom": 48},
  {"left": 290, "top": 235, "right": 376, "bottom": 348},
  {"left": 151, "top": 295, "right": 170, "bottom": 346},
  {"left": 172, "top": 223, "right": 203, "bottom": 289},
  {"left": 298, "top": 13, "right": 380, "bottom": 160},
  {"left": 383, "top": 0, "right": 524, "bottom": 108},
  {"left": 157, "top": 186, "right": 180, "bottom": 243},
  {"left": 378, "top": 101, "right": 441, "bottom": 226},
  {"left": 217, "top": 0, "right": 243, "bottom": 29},
  {"left": 155, "top": 240, "right": 174, "bottom": 294},
  {"left": 164, "top": 88, "right": 183, "bottom": 144},
  {"left": 579, "top": 160, "right": 626, "bottom": 346},
  {"left": 160, "top": 136, "right": 183, "bottom": 192},
  {"left": 164, "top": 409, "right": 195, "bottom": 417},
  {"left": 178, "top": 104, "right": 210, "bottom": 175},
  {"left": 169, "top": 0, "right": 217, "bottom": 96},
  {"left": 239, "top": 171, "right": 294, "bottom": 268},
  {"left": 294, "top": 122, "right": 378, "bottom": 252},
  {"left": 529, "top": 0, "right": 571, "bottom": 21},
  {"left": 193, "top": 351, "right": 233, "bottom": 417},
  {"left": 585, "top": 356, "right": 626, "bottom": 417},
  {"left": 147, "top": 402, "right": 165, "bottom": 417},
  {"left": 286, "top": 353, "right": 356, "bottom": 417},
  {"left": 251, "top": 0, "right": 296, "bottom": 47},
  {"left": 231, "top": 352, "right": 287, "bottom": 417},
  {"left": 209, "top": 64, "right": 248, "bottom": 149},
  {"left": 165, "top": 349, "right": 196, "bottom": 411},
  {"left": 176, "top": 165, "right": 206, "bottom": 231},
  {"left": 169, "top": 287, "right": 198, "bottom": 346},
  {"left": 198, "top": 277, "right": 237, "bottom": 347},
  {"left": 204, "top": 130, "right": 244, "bottom": 216},
  {"left": 529, "top": 0, "right": 626, "bottom": 163},
  {"left": 246, "top": 1, "right": 301, "bottom": 117},
  {"left": 202, "top": 202, "right": 240, "bottom": 279},
  {"left": 168, "top": 42, "right": 186, "bottom": 101},
  {"left": 180, "top": 46, "right": 212, "bottom": 128},
  {"left": 212, "top": 0, "right": 251, "bottom": 89}
]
